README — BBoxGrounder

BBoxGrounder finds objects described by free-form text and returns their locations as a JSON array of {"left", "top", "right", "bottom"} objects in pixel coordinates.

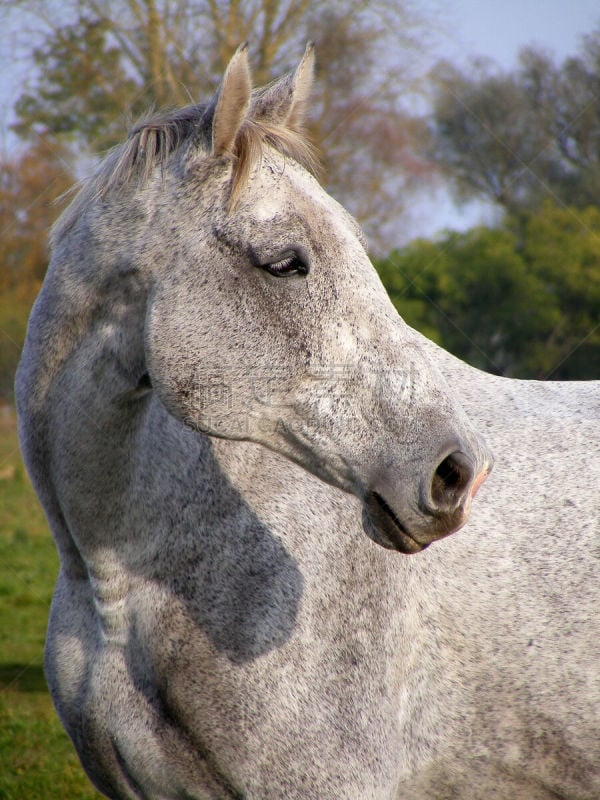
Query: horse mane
[{"left": 52, "top": 101, "right": 319, "bottom": 245}]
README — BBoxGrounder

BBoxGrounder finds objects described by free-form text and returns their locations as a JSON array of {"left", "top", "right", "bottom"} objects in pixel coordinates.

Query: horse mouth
[{"left": 363, "top": 492, "right": 428, "bottom": 554}]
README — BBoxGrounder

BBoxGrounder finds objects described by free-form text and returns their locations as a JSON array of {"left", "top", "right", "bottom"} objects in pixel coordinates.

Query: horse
[{"left": 16, "top": 44, "right": 599, "bottom": 799}]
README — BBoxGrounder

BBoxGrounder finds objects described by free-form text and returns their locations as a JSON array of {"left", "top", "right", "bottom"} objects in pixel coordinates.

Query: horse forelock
[
  {"left": 51, "top": 99, "right": 319, "bottom": 245},
  {"left": 228, "top": 117, "right": 319, "bottom": 209}
]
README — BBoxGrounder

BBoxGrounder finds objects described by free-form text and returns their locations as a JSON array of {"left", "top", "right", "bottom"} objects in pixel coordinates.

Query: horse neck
[
  {"left": 28, "top": 265, "right": 145, "bottom": 409},
  {"left": 17, "top": 231, "right": 155, "bottom": 546}
]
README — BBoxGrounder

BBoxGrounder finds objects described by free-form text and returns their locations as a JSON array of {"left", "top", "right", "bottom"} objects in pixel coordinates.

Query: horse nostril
[{"left": 430, "top": 451, "right": 474, "bottom": 512}]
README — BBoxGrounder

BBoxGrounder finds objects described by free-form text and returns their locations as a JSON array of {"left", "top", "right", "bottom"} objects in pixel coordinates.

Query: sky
[
  {"left": 438, "top": 0, "right": 598, "bottom": 68},
  {"left": 408, "top": 0, "right": 600, "bottom": 239},
  {"left": 1, "top": 0, "right": 599, "bottom": 240}
]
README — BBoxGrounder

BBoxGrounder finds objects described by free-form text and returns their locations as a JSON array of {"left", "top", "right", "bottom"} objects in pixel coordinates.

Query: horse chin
[{"left": 361, "top": 494, "right": 429, "bottom": 554}]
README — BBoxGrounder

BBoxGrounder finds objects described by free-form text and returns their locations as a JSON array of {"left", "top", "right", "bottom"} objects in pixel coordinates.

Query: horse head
[{"left": 57, "top": 45, "right": 493, "bottom": 553}]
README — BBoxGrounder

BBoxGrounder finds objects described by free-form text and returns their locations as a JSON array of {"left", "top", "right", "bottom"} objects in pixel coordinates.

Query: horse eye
[{"left": 262, "top": 251, "right": 308, "bottom": 277}]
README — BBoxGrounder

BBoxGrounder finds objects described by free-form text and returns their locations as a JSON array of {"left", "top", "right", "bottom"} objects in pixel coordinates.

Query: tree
[
  {"left": 375, "top": 205, "right": 600, "bottom": 379},
  {"left": 521, "top": 204, "right": 600, "bottom": 378},
  {"left": 13, "top": 14, "right": 142, "bottom": 153},
  {"left": 530, "top": 35, "right": 600, "bottom": 207},
  {"left": 0, "top": 137, "right": 74, "bottom": 401},
  {"left": 428, "top": 31, "right": 600, "bottom": 216},
  {"left": 6, "top": 0, "right": 435, "bottom": 250}
]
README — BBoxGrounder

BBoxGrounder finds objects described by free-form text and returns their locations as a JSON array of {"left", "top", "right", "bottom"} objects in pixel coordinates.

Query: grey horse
[{"left": 16, "top": 45, "right": 599, "bottom": 799}]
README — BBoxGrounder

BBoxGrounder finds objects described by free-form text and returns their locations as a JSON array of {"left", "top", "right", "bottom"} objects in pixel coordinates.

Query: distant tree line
[
  {"left": 384, "top": 31, "right": 600, "bottom": 380},
  {"left": 0, "top": 2, "right": 599, "bottom": 401},
  {"left": 428, "top": 34, "right": 600, "bottom": 215},
  {"left": 375, "top": 204, "right": 600, "bottom": 379}
]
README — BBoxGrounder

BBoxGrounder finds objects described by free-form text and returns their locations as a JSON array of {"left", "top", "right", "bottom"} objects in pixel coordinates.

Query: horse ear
[
  {"left": 252, "top": 42, "right": 315, "bottom": 131},
  {"left": 212, "top": 43, "right": 252, "bottom": 157}
]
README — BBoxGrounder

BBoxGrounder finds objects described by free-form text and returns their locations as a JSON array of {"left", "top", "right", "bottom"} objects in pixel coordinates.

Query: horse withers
[{"left": 16, "top": 45, "right": 598, "bottom": 799}]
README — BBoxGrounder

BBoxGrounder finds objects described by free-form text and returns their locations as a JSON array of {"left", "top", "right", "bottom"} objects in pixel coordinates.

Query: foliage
[
  {"left": 0, "top": 138, "right": 74, "bottom": 401},
  {"left": 14, "top": 14, "right": 141, "bottom": 153},
  {"left": 429, "top": 31, "right": 600, "bottom": 214},
  {"left": 0, "top": 411, "right": 102, "bottom": 798},
  {"left": 0, "top": 137, "right": 73, "bottom": 292},
  {"left": 7, "top": 0, "right": 434, "bottom": 249},
  {"left": 520, "top": 204, "right": 600, "bottom": 378},
  {"left": 376, "top": 204, "right": 600, "bottom": 379},
  {"left": 0, "top": 290, "right": 32, "bottom": 406}
]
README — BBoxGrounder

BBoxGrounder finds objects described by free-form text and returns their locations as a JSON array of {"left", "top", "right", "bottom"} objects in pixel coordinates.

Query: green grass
[{"left": 0, "top": 409, "right": 103, "bottom": 799}]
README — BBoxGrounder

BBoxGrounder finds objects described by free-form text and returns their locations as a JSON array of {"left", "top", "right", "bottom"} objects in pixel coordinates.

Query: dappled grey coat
[{"left": 16, "top": 44, "right": 600, "bottom": 800}]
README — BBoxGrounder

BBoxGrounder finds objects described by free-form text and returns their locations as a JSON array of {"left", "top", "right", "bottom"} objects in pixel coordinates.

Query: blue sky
[
  {"left": 406, "top": 0, "right": 600, "bottom": 239},
  {"left": 439, "top": 0, "right": 598, "bottom": 69}
]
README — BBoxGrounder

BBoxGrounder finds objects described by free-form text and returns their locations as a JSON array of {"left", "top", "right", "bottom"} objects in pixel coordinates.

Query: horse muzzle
[{"left": 362, "top": 445, "right": 493, "bottom": 553}]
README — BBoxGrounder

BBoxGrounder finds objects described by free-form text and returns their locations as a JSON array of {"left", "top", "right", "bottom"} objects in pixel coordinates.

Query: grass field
[{"left": 0, "top": 408, "right": 103, "bottom": 799}]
